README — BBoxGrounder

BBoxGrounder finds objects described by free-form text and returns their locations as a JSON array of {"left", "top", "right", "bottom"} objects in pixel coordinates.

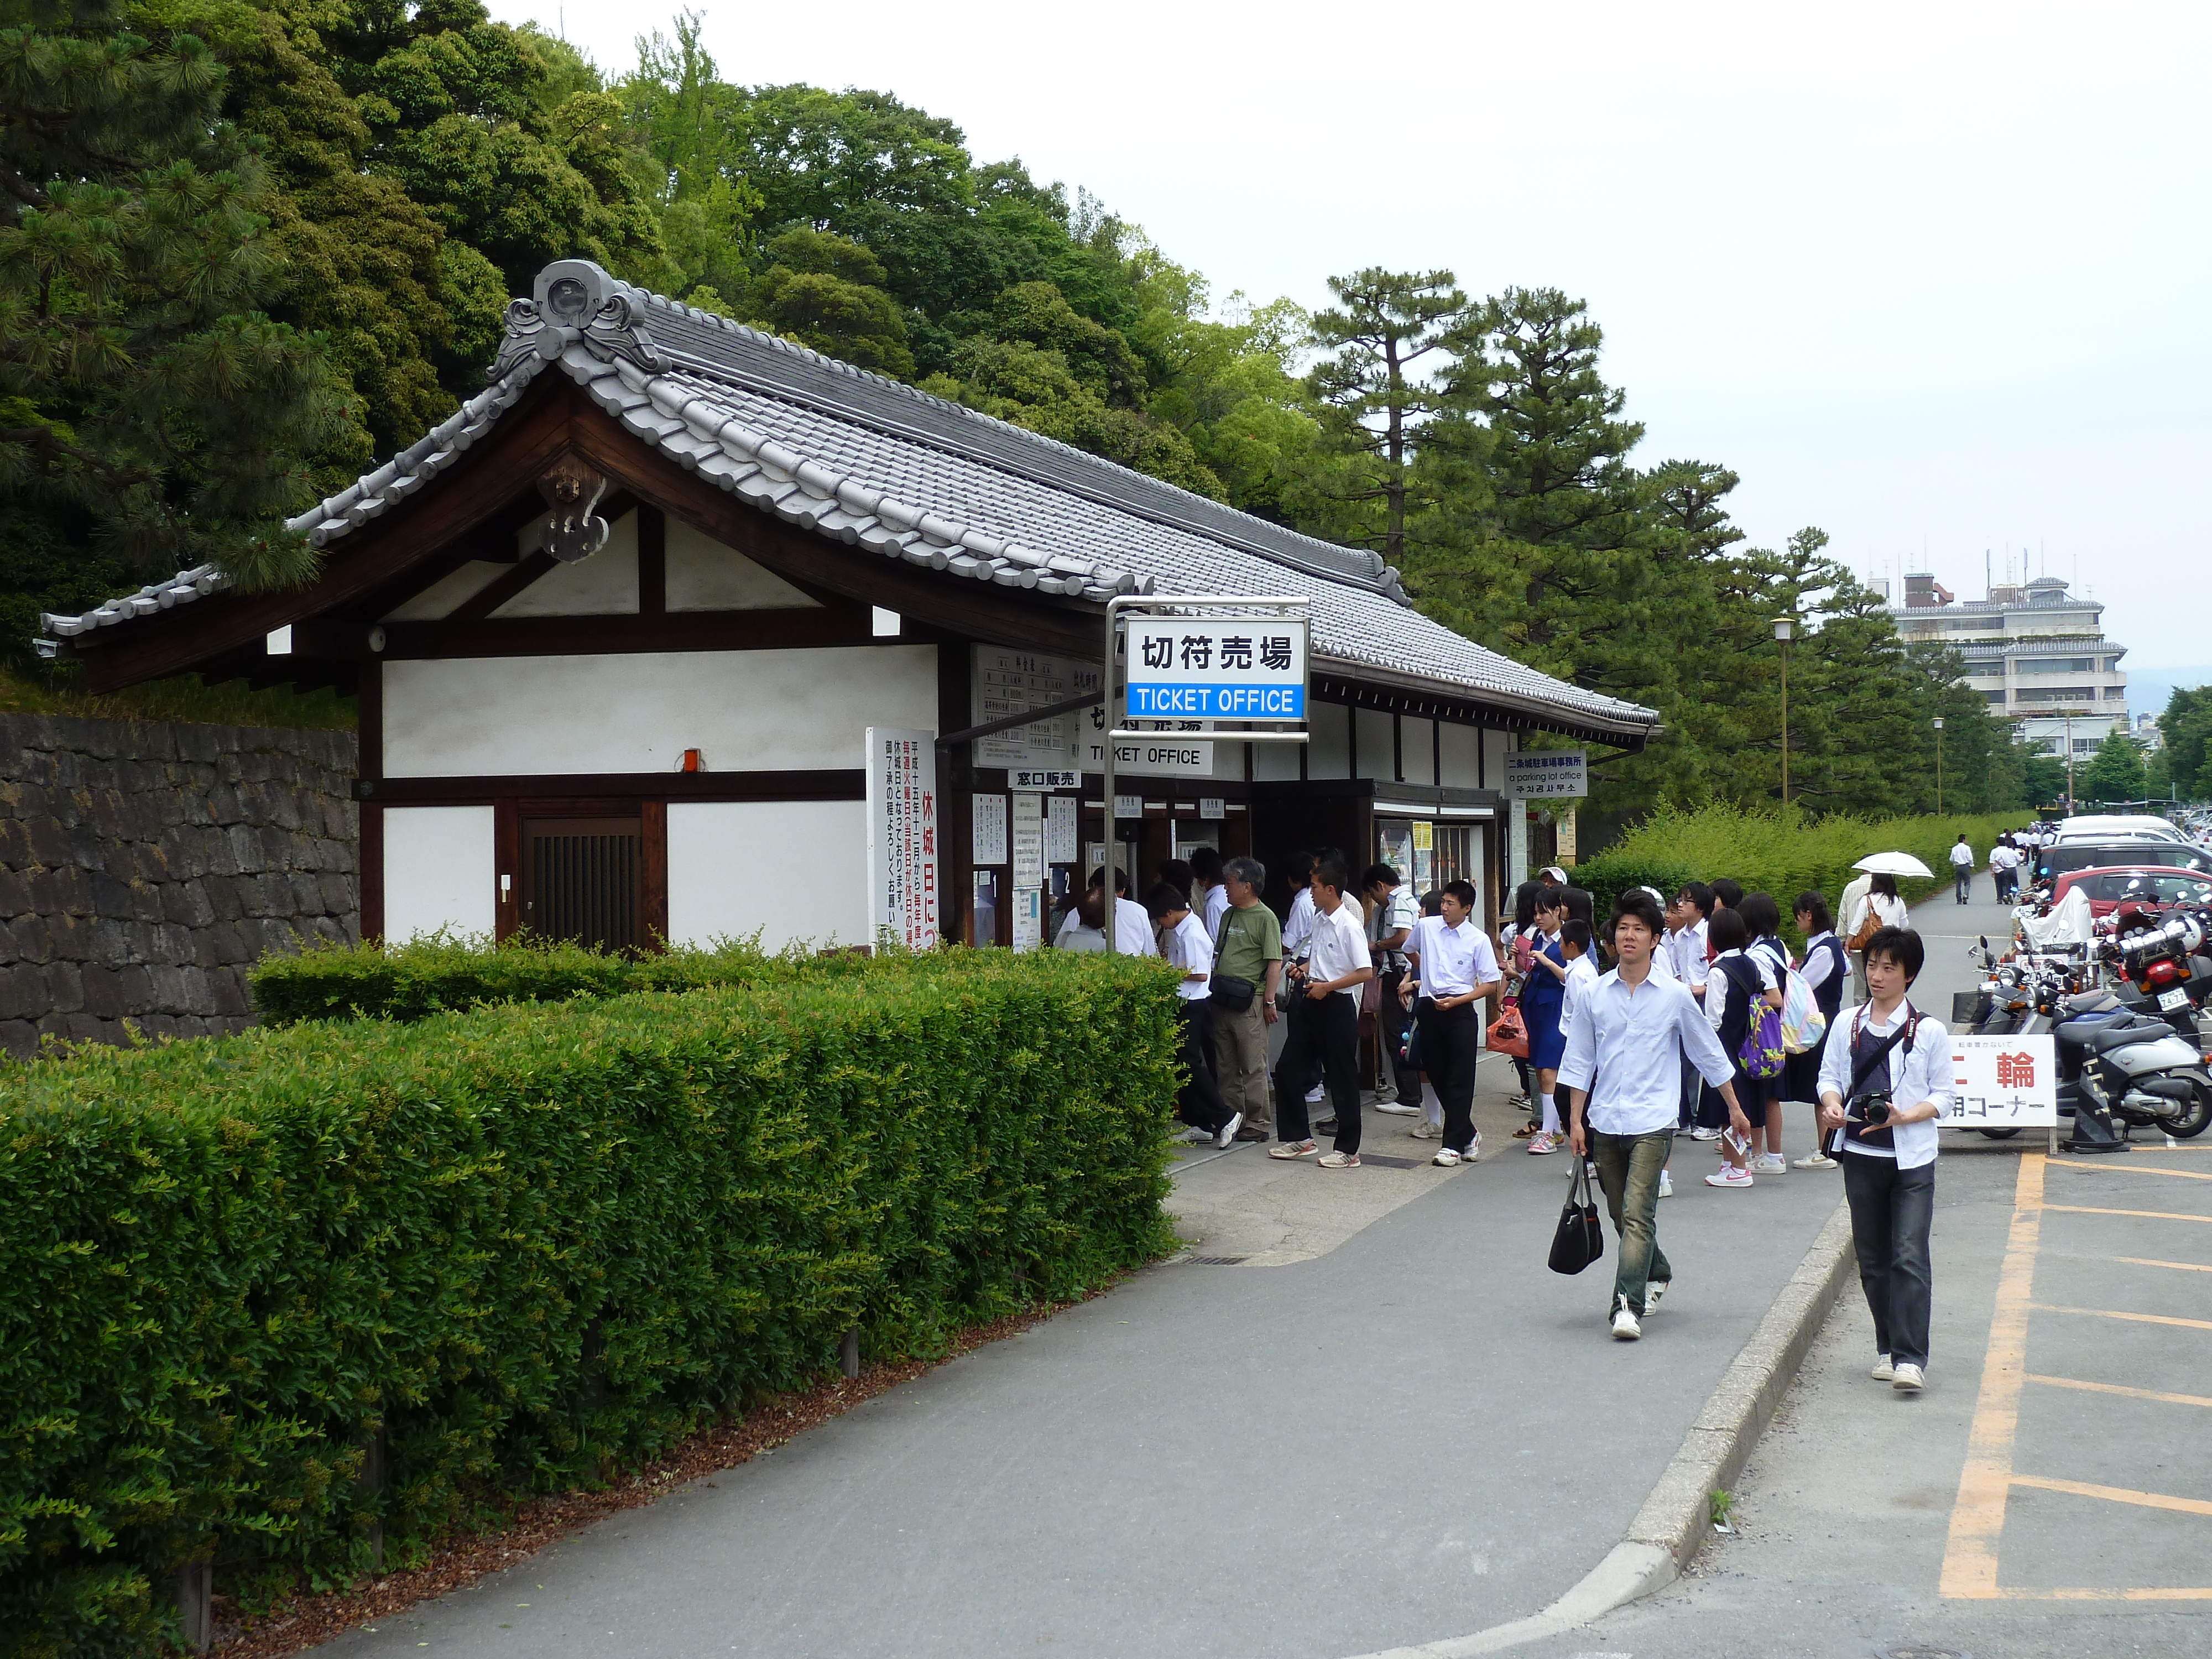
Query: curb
[{"left": 1344, "top": 1198, "right": 1858, "bottom": 1659}]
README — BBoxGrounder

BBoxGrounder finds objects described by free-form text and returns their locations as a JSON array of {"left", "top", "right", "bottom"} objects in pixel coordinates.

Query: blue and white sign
[{"left": 1125, "top": 618, "right": 1307, "bottom": 721}]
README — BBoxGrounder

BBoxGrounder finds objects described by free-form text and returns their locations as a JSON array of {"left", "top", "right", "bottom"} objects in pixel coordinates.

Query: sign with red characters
[{"left": 1945, "top": 1035, "right": 2059, "bottom": 1128}]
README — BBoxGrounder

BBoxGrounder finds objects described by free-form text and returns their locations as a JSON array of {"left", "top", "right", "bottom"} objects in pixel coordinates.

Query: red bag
[{"left": 1487, "top": 995, "right": 1529, "bottom": 1059}]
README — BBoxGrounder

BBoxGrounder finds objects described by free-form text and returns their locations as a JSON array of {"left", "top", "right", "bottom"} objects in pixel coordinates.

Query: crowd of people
[{"left": 1047, "top": 844, "right": 1953, "bottom": 1382}]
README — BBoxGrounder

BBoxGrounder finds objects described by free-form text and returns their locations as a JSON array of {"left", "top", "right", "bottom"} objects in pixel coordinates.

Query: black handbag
[
  {"left": 1547, "top": 1157, "right": 1606, "bottom": 1276},
  {"left": 1209, "top": 973, "right": 1256, "bottom": 1012}
]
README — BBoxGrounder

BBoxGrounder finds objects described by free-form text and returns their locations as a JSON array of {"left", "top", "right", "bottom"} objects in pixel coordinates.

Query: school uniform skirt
[{"left": 1781, "top": 1026, "right": 1829, "bottom": 1105}]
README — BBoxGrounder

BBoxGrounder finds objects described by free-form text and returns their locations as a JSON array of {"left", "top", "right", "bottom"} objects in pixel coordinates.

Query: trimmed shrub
[
  {"left": 1571, "top": 804, "right": 2033, "bottom": 941},
  {"left": 245, "top": 933, "right": 837, "bottom": 1025},
  {"left": 0, "top": 952, "right": 1181, "bottom": 1655}
]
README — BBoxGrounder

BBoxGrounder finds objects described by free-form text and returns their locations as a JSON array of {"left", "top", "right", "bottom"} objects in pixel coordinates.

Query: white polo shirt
[
  {"left": 1306, "top": 899, "right": 1370, "bottom": 1000},
  {"left": 1164, "top": 911, "right": 1213, "bottom": 1001},
  {"left": 1407, "top": 916, "right": 1500, "bottom": 997}
]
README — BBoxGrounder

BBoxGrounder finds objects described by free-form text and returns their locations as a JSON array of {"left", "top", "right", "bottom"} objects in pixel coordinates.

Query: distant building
[
  {"left": 2135, "top": 711, "right": 2163, "bottom": 753},
  {"left": 1873, "top": 571, "right": 2128, "bottom": 759}
]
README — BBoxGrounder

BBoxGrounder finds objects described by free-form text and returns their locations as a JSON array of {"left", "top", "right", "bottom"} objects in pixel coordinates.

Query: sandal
[
  {"left": 1512, "top": 1122, "right": 1540, "bottom": 1139},
  {"left": 1267, "top": 1139, "right": 1319, "bottom": 1160}
]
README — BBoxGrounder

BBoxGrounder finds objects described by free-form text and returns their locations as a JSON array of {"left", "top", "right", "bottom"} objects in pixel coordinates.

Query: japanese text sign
[
  {"left": 866, "top": 728, "right": 938, "bottom": 951},
  {"left": 1943, "top": 1035, "right": 2058, "bottom": 1128},
  {"left": 1504, "top": 750, "right": 1587, "bottom": 799},
  {"left": 1124, "top": 618, "right": 1306, "bottom": 721}
]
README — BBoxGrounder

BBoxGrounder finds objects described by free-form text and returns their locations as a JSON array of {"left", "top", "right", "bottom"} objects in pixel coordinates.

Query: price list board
[{"left": 972, "top": 647, "right": 1100, "bottom": 772}]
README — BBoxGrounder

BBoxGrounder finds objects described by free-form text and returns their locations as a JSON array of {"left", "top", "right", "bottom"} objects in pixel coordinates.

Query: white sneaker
[
  {"left": 1658, "top": 1168, "right": 1674, "bottom": 1198},
  {"left": 1374, "top": 1100, "right": 1420, "bottom": 1115},
  {"left": 1752, "top": 1152, "right": 1787, "bottom": 1174},
  {"left": 1646, "top": 1280, "right": 1668, "bottom": 1312},
  {"left": 1408, "top": 1120, "right": 1443, "bottom": 1140},
  {"left": 1689, "top": 1126, "right": 1721, "bottom": 1141},
  {"left": 1214, "top": 1111, "right": 1243, "bottom": 1150},
  {"left": 1870, "top": 1354, "right": 1895, "bottom": 1381},
  {"left": 1704, "top": 1166, "right": 1754, "bottom": 1188},
  {"left": 1465, "top": 1131, "right": 1481, "bottom": 1164},
  {"left": 1611, "top": 1305, "right": 1642, "bottom": 1340},
  {"left": 1432, "top": 1148, "right": 1462, "bottom": 1167},
  {"left": 1793, "top": 1152, "right": 1838, "bottom": 1170},
  {"left": 1892, "top": 1362, "right": 1926, "bottom": 1392}
]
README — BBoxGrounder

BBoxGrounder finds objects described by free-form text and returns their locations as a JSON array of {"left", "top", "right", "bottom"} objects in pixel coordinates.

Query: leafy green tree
[
  {"left": 2020, "top": 745, "right": 2070, "bottom": 810},
  {"left": 1, "top": 0, "right": 354, "bottom": 605},
  {"left": 2158, "top": 685, "right": 2212, "bottom": 801},
  {"left": 753, "top": 228, "right": 914, "bottom": 376},
  {"left": 1303, "top": 268, "right": 1467, "bottom": 564},
  {"left": 2078, "top": 732, "right": 2148, "bottom": 805}
]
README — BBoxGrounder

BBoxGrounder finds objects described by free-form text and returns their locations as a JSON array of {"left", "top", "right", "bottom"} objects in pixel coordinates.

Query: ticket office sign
[
  {"left": 1941, "top": 1035, "right": 2059, "bottom": 1128},
  {"left": 1124, "top": 618, "right": 1307, "bottom": 721}
]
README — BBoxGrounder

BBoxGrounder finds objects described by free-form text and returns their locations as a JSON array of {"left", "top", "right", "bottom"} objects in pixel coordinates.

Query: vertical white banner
[
  {"left": 1010, "top": 791, "right": 1045, "bottom": 952},
  {"left": 866, "top": 728, "right": 938, "bottom": 951}
]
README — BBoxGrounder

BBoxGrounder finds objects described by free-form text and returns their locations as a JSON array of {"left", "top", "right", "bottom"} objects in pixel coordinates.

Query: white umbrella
[{"left": 1851, "top": 851, "right": 1936, "bottom": 879}]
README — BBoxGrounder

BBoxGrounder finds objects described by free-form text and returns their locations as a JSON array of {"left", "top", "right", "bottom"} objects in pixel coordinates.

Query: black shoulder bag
[
  {"left": 1547, "top": 1156, "right": 1606, "bottom": 1275},
  {"left": 1208, "top": 907, "right": 1258, "bottom": 1013}
]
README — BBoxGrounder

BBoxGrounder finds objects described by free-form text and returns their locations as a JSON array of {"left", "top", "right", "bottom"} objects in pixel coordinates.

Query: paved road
[{"left": 1511, "top": 875, "right": 2212, "bottom": 1659}]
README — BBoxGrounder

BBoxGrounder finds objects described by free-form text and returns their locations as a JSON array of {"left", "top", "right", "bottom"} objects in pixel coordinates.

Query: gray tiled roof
[{"left": 40, "top": 259, "right": 1657, "bottom": 738}]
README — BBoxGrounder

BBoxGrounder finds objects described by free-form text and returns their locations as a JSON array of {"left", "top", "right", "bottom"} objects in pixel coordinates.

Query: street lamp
[
  {"left": 1773, "top": 615, "right": 1794, "bottom": 805},
  {"left": 1933, "top": 716, "right": 1944, "bottom": 815}
]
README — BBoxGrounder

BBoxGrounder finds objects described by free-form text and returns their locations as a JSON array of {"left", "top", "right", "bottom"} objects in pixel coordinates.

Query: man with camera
[{"left": 1816, "top": 926, "right": 1954, "bottom": 1393}]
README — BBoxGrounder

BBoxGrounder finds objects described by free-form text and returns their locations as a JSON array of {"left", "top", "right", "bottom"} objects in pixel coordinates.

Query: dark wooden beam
[
  {"left": 638, "top": 505, "right": 666, "bottom": 618},
  {"left": 357, "top": 769, "right": 866, "bottom": 805},
  {"left": 373, "top": 607, "right": 876, "bottom": 660}
]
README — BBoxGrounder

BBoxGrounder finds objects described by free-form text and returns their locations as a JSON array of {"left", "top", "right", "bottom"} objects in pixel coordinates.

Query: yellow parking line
[
  {"left": 1942, "top": 1152, "right": 2045, "bottom": 1599},
  {"left": 2049, "top": 1159, "right": 2212, "bottom": 1183},
  {"left": 2011, "top": 1473, "right": 2212, "bottom": 1516},
  {"left": 2046, "top": 1203, "right": 2212, "bottom": 1224},
  {"left": 2028, "top": 1373, "right": 2212, "bottom": 1410},
  {"left": 2000, "top": 1587, "right": 2212, "bottom": 1601},
  {"left": 2034, "top": 1303, "right": 2212, "bottom": 1333},
  {"left": 2111, "top": 1255, "right": 2212, "bottom": 1274}
]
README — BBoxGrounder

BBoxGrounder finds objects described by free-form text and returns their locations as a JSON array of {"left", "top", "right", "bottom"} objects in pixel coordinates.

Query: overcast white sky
[{"left": 492, "top": 0, "right": 2211, "bottom": 677}]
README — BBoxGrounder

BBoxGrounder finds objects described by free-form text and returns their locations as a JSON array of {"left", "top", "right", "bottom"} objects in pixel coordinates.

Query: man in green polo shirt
[{"left": 1213, "top": 855, "right": 1284, "bottom": 1142}]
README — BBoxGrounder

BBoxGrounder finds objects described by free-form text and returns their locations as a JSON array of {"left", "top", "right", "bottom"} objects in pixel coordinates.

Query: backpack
[
  {"left": 1721, "top": 958, "right": 1787, "bottom": 1079},
  {"left": 1777, "top": 962, "right": 1827, "bottom": 1056}
]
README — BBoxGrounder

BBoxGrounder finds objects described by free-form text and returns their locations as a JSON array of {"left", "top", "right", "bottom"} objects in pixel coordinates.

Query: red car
[{"left": 2051, "top": 865, "right": 2212, "bottom": 920}]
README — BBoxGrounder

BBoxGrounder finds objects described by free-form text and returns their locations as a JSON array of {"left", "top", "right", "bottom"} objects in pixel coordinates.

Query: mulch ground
[{"left": 207, "top": 1291, "right": 1109, "bottom": 1656}]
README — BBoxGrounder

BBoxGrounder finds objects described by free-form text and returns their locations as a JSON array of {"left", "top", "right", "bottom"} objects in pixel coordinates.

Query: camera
[{"left": 1846, "top": 1091, "right": 1893, "bottom": 1129}]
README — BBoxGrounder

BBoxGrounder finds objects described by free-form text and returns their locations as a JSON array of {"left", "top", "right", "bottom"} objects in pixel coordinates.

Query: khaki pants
[{"left": 1214, "top": 996, "right": 1271, "bottom": 1130}]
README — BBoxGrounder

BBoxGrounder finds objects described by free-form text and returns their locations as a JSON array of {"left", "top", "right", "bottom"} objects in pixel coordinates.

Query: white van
[{"left": 2053, "top": 814, "right": 2185, "bottom": 844}]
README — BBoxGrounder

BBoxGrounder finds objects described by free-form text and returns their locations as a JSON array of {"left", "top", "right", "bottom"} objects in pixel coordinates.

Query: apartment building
[{"left": 1880, "top": 571, "right": 2128, "bottom": 757}]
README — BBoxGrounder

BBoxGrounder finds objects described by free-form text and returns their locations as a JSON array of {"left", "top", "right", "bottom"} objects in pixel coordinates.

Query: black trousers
[
  {"left": 1380, "top": 969, "right": 1417, "bottom": 1098},
  {"left": 1274, "top": 991, "right": 1362, "bottom": 1152},
  {"left": 1416, "top": 1000, "right": 1481, "bottom": 1154},
  {"left": 1175, "top": 999, "right": 1232, "bottom": 1134},
  {"left": 1844, "top": 1153, "right": 1935, "bottom": 1368}
]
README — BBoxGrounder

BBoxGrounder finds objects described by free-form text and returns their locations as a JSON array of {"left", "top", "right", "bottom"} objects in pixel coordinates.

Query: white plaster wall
[
  {"left": 1401, "top": 715, "right": 1436, "bottom": 785},
  {"left": 1254, "top": 735, "right": 1301, "bottom": 781},
  {"left": 1483, "top": 727, "right": 1508, "bottom": 792},
  {"left": 666, "top": 800, "right": 869, "bottom": 950},
  {"left": 1355, "top": 707, "right": 1395, "bottom": 781},
  {"left": 1439, "top": 721, "right": 1482, "bottom": 787},
  {"left": 495, "top": 511, "right": 638, "bottom": 616},
  {"left": 383, "top": 806, "right": 495, "bottom": 941},
  {"left": 382, "top": 645, "right": 939, "bottom": 777},
  {"left": 666, "top": 517, "right": 820, "bottom": 610},
  {"left": 1307, "top": 702, "right": 1351, "bottom": 779}
]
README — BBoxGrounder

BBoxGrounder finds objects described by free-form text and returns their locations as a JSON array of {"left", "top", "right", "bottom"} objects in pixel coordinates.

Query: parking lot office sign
[
  {"left": 1505, "top": 750, "right": 1587, "bottom": 799},
  {"left": 1124, "top": 618, "right": 1307, "bottom": 722}
]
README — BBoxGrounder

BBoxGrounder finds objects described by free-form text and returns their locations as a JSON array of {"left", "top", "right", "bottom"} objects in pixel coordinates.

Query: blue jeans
[{"left": 1590, "top": 1128, "right": 1674, "bottom": 1317}]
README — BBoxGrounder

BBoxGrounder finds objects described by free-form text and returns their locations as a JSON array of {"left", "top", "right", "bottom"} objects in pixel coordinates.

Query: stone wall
[{"left": 0, "top": 714, "right": 359, "bottom": 1058}]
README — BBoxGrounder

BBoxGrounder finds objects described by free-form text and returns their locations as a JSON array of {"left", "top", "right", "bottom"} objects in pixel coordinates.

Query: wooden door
[{"left": 520, "top": 815, "right": 643, "bottom": 951}]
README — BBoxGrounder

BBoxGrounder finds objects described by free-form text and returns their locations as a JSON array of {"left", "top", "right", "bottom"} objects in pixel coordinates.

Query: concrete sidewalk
[{"left": 326, "top": 1048, "right": 1861, "bottom": 1658}]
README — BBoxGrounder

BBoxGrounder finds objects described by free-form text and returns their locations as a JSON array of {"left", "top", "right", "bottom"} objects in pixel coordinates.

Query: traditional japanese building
[{"left": 38, "top": 260, "right": 1658, "bottom": 951}]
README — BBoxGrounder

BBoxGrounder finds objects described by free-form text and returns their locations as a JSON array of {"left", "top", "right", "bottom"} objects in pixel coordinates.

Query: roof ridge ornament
[{"left": 495, "top": 259, "right": 665, "bottom": 380}]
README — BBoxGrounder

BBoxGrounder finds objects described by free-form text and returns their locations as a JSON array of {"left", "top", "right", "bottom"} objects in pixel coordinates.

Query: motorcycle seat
[
  {"left": 2063, "top": 991, "right": 2120, "bottom": 1014},
  {"left": 2060, "top": 1018, "right": 2174, "bottom": 1052}
]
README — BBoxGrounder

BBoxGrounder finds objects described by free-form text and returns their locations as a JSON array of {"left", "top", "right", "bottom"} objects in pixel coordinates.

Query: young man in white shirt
[
  {"left": 1666, "top": 884, "right": 1715, "bottom": 1138},
  {"left": 1192, "top": 846, "right": 1230, "bottom": 942},
  {"left": 1364, "top": 862, "right": 1421, "bottom": 1113},
  {"left": 1147, "top": 882, "right": 1240, "bottom": 1149},
  {"left": 1061, "top": 866, "right": 1158, "bottom": 956},
  {"left": 1817, "top": 925, "right": 1953, "bottom": 1392},
  {"left": 1267, "top": 855, "right": 1375, "bottom": 1168},
  {"left": 1948, "top": 834, "right": 1975, "bottom": 905},
  {"left": 1400, "top": 878, "right": 1501, "bottom": 1167},
  {"left": 1563, "top": 890, "right": 1751, "bottom": 1341},
  {"left": 1530, "top": 919, "right": 1600, "bottom": 1155}
]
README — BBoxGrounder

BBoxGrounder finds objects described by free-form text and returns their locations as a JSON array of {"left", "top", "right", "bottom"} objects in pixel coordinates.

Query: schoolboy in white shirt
[
  {"left": 1147, "top": 882, "right": 1239, "bottom": 1149},
  {"left": 1400, "top": 878, "right": 1501, "bottom": 1167},
  {"left": 1267, "top": 855, "right": 1375, "bottom": 1169}
]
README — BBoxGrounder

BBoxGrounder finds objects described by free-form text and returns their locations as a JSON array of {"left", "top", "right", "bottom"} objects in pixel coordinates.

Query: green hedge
[
  {"left": 246, "top": 933, "right": 848, "bottom": 1025},
  {"left": 0, "top": 952, "right": 1182, "bottom": 1657},
  {"left": 1571, "top": 804, "right": 2033, "bottom": 940}
]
